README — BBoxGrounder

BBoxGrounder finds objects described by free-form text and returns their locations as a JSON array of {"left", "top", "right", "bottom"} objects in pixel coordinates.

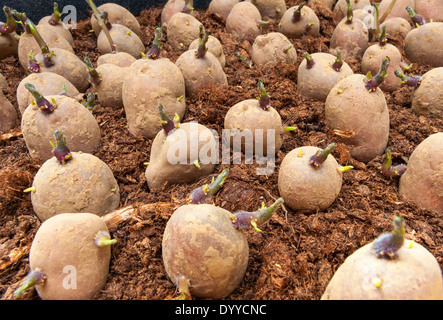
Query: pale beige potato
[
  {"left": 415, "top": 0, "right": 443, "bottom": 22},
  {"left": 17, "top": 72, "right": 80, "bottom": 115},
  {"left": 0, "top": 30, "right": 18, "bottom": 60},
  {"left": 405, "top": 22, "right": 443, "bottom": 67},
  {"left": 308, "top": 0, "right": 335, "bottom": 9},
  {"left": 410, "top": 67, "right": 443, "bottom": 118},
  {"left": 93, "top": 63, "right": 125, "bottom": 109},
  {"left": 297, "top": 52, "right": 353, "bottom": 101},
  {"left": 332, "top": 0, "right": 371, "bottom": 24},
  {"left": 38, "top": 16, "right": 74, "bottom": 45},
  {"left": 21, "top": 95, "right": 101, "bottom": 163},
  {"left": 379, "top": 17, "right": 412, "bottom": 38},
  {"left": 0, "top": 92, "right": 18, "bottom": 132},
  {"left": 189, "top": 35, "right": 226, "bottom": 68},
  {"left": 399, "top": 132, "right": 443, "bottom": 213},
  {"left": 34, "top": 48, "right": 90, "bottom": 93},
  {"left": 279, "top": 5, "right": 320, "bottom": 38},
  {"left": 161, "top": 0, "right": 195, "bottom": 27},
  {"left": 162, "top": 204, "right": 249, "bottom": 299},
  {"left": 30, "top": 153, "right": 120, "bottom": 222},
  {"left": 97, "top": 24, "right": 145, "bottom": 59},
  {"left": 321, "top": 240, "right": 443, "bottom": 300},
  {"left": 30, "top": 213, "right": 113, "bottom": 300},
  {"left": 224, "top": 99, "right": 284, "bottom": 156},
  {"left": 175, "top": 49, "right": 228, "bottom": 97},
  {"left": 361, "top": 43, "right": 402, "bottom": 92},
  {"left": 90, "top": 2, "right": 141, "bottom": 36},
  {"left": 226, "top": 1, "right": 262, "bottom": 42},
  {"left": 329, "top": 17, "right": 369, "bottom": 60},
  {"left": 251, "top": 0, "right": 287, "bottom": 19},
  {"left": 278, "top": 146, "right": 343, "bottom": 211},
  {"left": 122, "top": 58, "right": 186, "bottom": 139},
  {"left": 325, "top": 74, "right": 390, "bottom": 163},
  {"left": 0, "top": 73, "right": 7, "bottom": 92},
  {"left": 207, "top": 0, "right": 240, "bottom": 20},
  {"left": 378, "top": 0, "right": 416, "bottom": 21},
  {"left": 96, "top": 52, "right": 137, "bottom": 68},
  {"left": 167, "top": 13, "right": 203, "bottom": 51},
  {"left": 251, "top": 32, "right": 298, "bottom": 66},
  {"left": 145, "top": 122, "right": 217, "bottom": 190}
]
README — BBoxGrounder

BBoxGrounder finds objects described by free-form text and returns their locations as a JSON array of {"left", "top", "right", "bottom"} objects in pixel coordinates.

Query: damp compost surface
[{"left": 1, "top": 1, "right": 442, "bottom": 300}]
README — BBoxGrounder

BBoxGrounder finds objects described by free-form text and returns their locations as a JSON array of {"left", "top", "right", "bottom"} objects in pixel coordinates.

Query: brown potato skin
[
  {"left": 379, "top": 17, "right": 412, "bottom": 39},
  {"left": 122, "top": 58, "right": 186, "bottom": 139},
  {"left": 189, "top": 35, "right": 226, "bottom": 68},
  {"left": 17, "top": 72, "right": 80, "bottom": 115},
  {"left": 321, "top": 241, "right": 443, "bottom": 300},
  {"left": 31, "top": 153, "right": 120, "bottom": 222},
  {"left": 415, "top": 0, "right": 443, "bottom": 22},
  {"left": 94, "top": 63, "right": 125, "bottom": 109},
  {"left": 226, "top": 2, "right": 262, "bottom": 42},
  {"left": 0, "top": 92, "right": 18, "bottom": 132},
  {"left": 34, "top": 48, "right": 90, "bottom": 93},
  {"left": 333, "top": 0, "right": 371, "bottom": 24},
  {"left": 145, "top": 122, "right": 216, "bottom": 190},
  {"left": 251, "top": 32, "right": 297, "bottom": 66},
  {"left": 224, "top": 99, "right": 284, "bottom": 156},
  {"left": 378, "top": 0, "right": 416, "bottom": 21},
  {"left": 90, "top": 3, "right": 141, "bottom": 37},
  {"left": 251, "top": 0, "right": 287, "bottom": 19},
  {"left": 279, "top": 5, "right": 320, "bottom": 39},
  {"left": 410, "top": 67, "right": 443, "bottom": 118},
  {"left": 18, "top": 26, "right": 74, "bottom": 71},
  {"left": 329, "top": 18, "right": 369, "bottom": 60},
  {"left": 175, "top": 49, "right": 228, "bottom": 97},
  {"left": 207, "top": 0, "right": 240, "bottom": 20},
  {"left": 0, "top": 73, "right": 7, "bottom": 92},
  {"left": 30, "top": 213, "right": 112, "bottom": 300},
  {"left": 97, "top": 52, "right": 137, "bottom": 68},
  {"left": 297, "top": 52, "right": 353, "bottom": 101},
  {"left": 405, "top": 22, "right": 443, "bottom": 67},
  {"left": 361, "top": 43, "right": 402, "bottom": 92},
  {"left": 97, "top": 24, "right": 145, "bottom": 59},
  {"left": 399, "top": 132, "right": 443, "bottom": 213},
  {"left": 21, "top": 95, "right": 101, "bottom": 163},
  {"left": 278, "top": 146, "right": 343, "bottom": 211},
  {"left": 162, "top": 204, "right": 249, "bottom": 299},
  {"left": 161, "top": 0, "right": 195, "bottom": 27},
  {"left": 325, "top": 74, "right": 390, "bottom": 163},
  {"left": 0, "top": 30, "right": 18, "bottom": 60},
  {"left": 38, "top": 16, "right": 74, "bottom": 45},
  {"left": 167, "top": 13, "right": 203, "bottom": 51}
]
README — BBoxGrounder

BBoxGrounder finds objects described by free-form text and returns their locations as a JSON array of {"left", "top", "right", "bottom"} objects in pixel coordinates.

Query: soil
[{"left": 0, "top": 1, "right": 442, "bottom": 301}]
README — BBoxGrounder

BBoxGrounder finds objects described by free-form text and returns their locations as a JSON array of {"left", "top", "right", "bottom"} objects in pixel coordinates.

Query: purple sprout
[
  {"left": 292, "top": 1, "right": 306, "bottom": 23},
  {"left": 373, "top": 215, "right": 405, "bottom": 259},
  {"left": 364, "top": 56, "right": 390, "bottom": 92},
  {"left": 188, "top": 168, "right": 229, "bottom": 204},
  {"left": 309, "top": 142, "right": 337, "bottom": 169},
  {"left": 378, "top": 149, "right": 407, "bottom": 179},
  {"left": 231, "top": 198, "right": 284, "bottom": 232},
  {"left": 51, "top": 129, "right": 72, "bottom": 165},
  {"left": 146, "top": 26, "right": 163, "bottom": 60},
  {"left": 0, "top": 6, "right": 17, "bottom": 34},
  {"left": 25, "top": 82, "right": 57, "bottom": 113},
  {"left": 394, "top": 69, "right": 422, "bottom": 88}
]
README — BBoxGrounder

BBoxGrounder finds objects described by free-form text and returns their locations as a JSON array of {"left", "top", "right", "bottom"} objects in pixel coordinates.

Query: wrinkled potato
[
  {"left": 18, "top": 26, "right": 74, "bottom": 71},
  {"left": 405, "top": 22, "right": 443, "bottom": 67},
  {"left": 329, "top": 15, "right": 369, "bottom": 60},
  {"left": 415, "top": 0, "right": 443, "bottom": 22},
  {"left": 21, "top": 95, "right": 101, "bottom": 162},
  {"left": 167, "top": 12, "right": 203, "bottom": 51},
  {"left": 297, "top": 52, "right": 353, "bottom": 101},
  {"left": 251, "top": 0, "right": 287, "bottom": 19},
  {"left": 162, "top": 204, "right": 249, "bottom": 299},
  {"left": 27, "top": 213, "right": 114, "bottom": 300},
  {"left": 38, "top": 15, "right": 74, "bottom": 45},
  {"left": 0, "top": 30, "right": 18, "bottom": 60},
  {"left": 145, "top": 121, "right": 217, "bottom": 190},
  {"left": 207, "top": 0, "right": 240, "bottom": 20},
  {"left": 30, "top": 152, "right": 120, "bottom": 222},
  {"left": 333, "top": 0, "right": 371, "bottom": 24},
  {"left": 278, "top": 145, "right": 344, "bottom": 211},
  {"left": 379, "top": 17, "right": 412, "bottom": 38},
  {"left": 251, "top": 32, "right": 298, "bottom": 66},
  {"left": 0, "top": 92, "right": 18, "bottom": 132},
  {"left": 410, "top": 67, "right": 443, "bottom": 118},
  {"left": 188, "top": 35, "right": 226, "bottom": 68},
  {"left": 379, "top": 0, "right": 416, "bottom": 21},
  {"left": 17, "top": 72, "right": 80, "bottom": 115},
  {"left": 279, "top": 4, "right": 320, "bottom": 38},
  {"left": 122, "top": 58, "right": 186, "bottom": 139},
  {"left": 90, "top": 2, "right": 141, "bottom": 37},
  {"left": 361, "top": 40, "right": 402, "bottom": 92},
  {"left": 97, "top": 23, "right": 145, "bottom": 59},
  {"left": 161, "top": 0, "right": 195, "bottom": 27},
  {"left": 321, "top": 239, "right": 443, "bottom": 299},
  {"left": 96, "top": 51, "right": 137, "bottom": 68},
  {"left": 34, "top": 48, "right": 90, "bottom": 93},
  {"left": 399, "top": 132, "right": 443, "bottom": 213},
  {"left": 325, "top": 74, "right": 390, "bottom": 163},
  {"left": 226, "top": 1, "right": 263, "bottom": 42}
]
